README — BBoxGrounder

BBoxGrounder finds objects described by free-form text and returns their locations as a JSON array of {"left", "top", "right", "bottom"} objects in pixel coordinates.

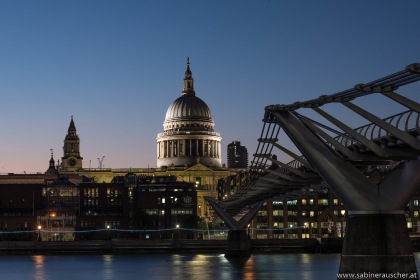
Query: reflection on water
[
  {"left": 225, "top": 255, "right": 255, "bottom": 280},
  {"left": 102, "top": 255, "right": 113, "bottom": 280},
  {"left": 32, "top": 255, "right": 45, "bottom": 280},
  {"left": 0, "top": 253, "right": 418, "bottom": 280}
]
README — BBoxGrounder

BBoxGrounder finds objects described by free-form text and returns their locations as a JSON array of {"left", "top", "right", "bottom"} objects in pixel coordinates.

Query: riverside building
[{"left": 0, "top": 59, "right": 228, "bottom": 240}]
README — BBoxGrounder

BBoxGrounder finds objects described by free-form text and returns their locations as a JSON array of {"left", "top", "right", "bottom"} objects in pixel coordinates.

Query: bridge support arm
[
  {"left": 205, "top": 198, "right": 241, "bottom": 230},
  {"left": 377, "top": 160, "right": 420, "bottom": 211},
  {"left": 271, "top": 111, "right": 379, "bottom": 211},
  {"left": 205, "top": 198, "right": 264, "bottom": 258}
]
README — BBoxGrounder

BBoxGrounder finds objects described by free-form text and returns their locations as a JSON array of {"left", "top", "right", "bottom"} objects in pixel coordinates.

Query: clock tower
[{"left": 61, "top": 116, "right": 83, "bottom": 172}]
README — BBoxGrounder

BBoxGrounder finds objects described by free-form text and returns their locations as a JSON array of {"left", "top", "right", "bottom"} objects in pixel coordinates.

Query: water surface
[{"left": 0, "top": 253, "right": 418, "bottom": 280}]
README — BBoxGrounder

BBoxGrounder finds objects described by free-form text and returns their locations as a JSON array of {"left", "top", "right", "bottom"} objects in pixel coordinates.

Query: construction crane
[{"left": 98, "top": 156, "right": 105, "bottom": 168}]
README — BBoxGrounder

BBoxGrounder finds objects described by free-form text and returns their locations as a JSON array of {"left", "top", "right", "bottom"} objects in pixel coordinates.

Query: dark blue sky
[{"left": 1, "top": 1, "right": 419, "bottom": 173}]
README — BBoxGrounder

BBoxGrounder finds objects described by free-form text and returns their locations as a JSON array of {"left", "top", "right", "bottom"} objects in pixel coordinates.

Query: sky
[{"left": 0, "top": 1, "right": 419, "bottom": 173}]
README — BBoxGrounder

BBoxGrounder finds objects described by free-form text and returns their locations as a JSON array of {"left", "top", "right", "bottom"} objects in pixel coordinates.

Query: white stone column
[
  {"left": 214, "top": 140, "right": 217, "bottom": 158},
  {"left": 163, "top": 141, "right": 167, "bottom": 157},
  {"left": 209, "top": 140, "right": 213, "bottom": 157}
]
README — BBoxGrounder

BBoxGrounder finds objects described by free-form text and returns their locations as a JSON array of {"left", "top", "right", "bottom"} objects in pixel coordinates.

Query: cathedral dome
[
  {"left": 164, "top": 94, "right": 212, "bottom": 122},
  {"left": 157, "top": 58, "right": 222, "bottom": 168},
  {"left": 162, "top": 58, "right": 215, "bottom": 132}
]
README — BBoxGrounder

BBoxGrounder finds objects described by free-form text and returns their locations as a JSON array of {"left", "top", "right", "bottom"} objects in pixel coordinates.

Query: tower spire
[
  {"left": 68, "top": 115, "right": 76, "bottom": 134},
  {"left": 182, "top": 57, "right": 195, "bottom": 96},
  {"left": 62, "top": 116, "right": 83, "bottom": 172},
  {"left": 49, "top": 149, "right": 55, "bottom": 168},
  {"left": 45, "top": 149, "right": 59, "bottom": 176}
]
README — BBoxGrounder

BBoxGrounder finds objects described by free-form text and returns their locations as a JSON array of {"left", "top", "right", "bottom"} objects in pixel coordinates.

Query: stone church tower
[
  {"left": 61, "top": 116, "right": 83, "bottom": 172},
  {"left": 157, "top": 58, "right": 222, "bottom": 168}
]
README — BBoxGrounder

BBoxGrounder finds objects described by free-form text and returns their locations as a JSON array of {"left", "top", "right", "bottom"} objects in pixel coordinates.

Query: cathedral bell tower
[{"left": 61, "top": 116, "right": 83, "bottom": 172}]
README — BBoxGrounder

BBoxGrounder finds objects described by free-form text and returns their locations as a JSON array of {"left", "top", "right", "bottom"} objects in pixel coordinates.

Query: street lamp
[
  {"left": 37, "top": 225, "right": 42, "bottom": 241},
  {"left": 106, "top": 225, "right": 110, "bottom": 240},
  {"left": 175, "top": 224, "right": 180, "bottom": 240}
]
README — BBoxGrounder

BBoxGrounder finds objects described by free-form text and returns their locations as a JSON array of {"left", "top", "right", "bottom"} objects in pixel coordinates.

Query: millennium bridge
[{"left": 206, "top": 63, "right": 420, "bottom": 277}]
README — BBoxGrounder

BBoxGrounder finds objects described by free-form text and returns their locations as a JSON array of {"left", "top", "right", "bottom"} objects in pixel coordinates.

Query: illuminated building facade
[
  {"left": 219, "top": 173, "right": 420, "bottom": 240},
  {"left": 251, "top": 191, "right": 347, "bottom": 239},
  {"left": 0, "top": 160, "right": 197, "bottom": 241},
  {"left": 37, "top": 178, "right": 79, "bottom": 241}
]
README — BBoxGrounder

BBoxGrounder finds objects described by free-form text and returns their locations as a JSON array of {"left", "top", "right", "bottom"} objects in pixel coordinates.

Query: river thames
[{"left": 0, "top": 253, "right": 419, "bottom": 280}]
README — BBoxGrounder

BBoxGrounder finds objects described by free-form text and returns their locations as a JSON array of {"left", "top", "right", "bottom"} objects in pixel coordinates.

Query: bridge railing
[{"left": 335, "top": 110, "right": 419, "bottom": 148}]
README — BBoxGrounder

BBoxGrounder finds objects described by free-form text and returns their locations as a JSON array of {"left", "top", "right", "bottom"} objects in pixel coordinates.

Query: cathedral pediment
[{"left": 185, "top": 163, "right": 213, "bottom": 172}]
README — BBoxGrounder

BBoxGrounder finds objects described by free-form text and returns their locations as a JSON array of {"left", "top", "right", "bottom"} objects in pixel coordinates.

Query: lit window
[
  {"left": 318, "top": 199, "right": 328, "bottom": 206},
  {"left": 287, "top": 200, "right": 297, "bottom": 205},
  {"left": 414, "top": 211, "right": 419, "bottom": 217},
  {"left": 414, "top": 200, "right": 419, "bottom": 206}
]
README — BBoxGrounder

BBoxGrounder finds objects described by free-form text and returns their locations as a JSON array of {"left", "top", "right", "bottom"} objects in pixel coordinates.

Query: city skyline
[{"left": 1, "top": 1, "right": 419, "bottom": 173}]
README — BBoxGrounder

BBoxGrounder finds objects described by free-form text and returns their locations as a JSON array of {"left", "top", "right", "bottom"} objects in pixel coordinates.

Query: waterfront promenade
[
  {"left": 3, "top": 236, "right": 419, "bottom": 255},
  {"left": 0, "top": 238, "right": 327, "bottom": 255}
]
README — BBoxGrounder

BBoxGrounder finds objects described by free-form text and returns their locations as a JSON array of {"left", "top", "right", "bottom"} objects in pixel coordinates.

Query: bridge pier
[
  {"left": 225, "top": 230, "right": 251, "bottom": 257},
  {"left": 205, "top": 199, "right": 263, "bottom": 258},
  {"left": 339, "top": 213, "right": 418, "bottom": 276}
]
